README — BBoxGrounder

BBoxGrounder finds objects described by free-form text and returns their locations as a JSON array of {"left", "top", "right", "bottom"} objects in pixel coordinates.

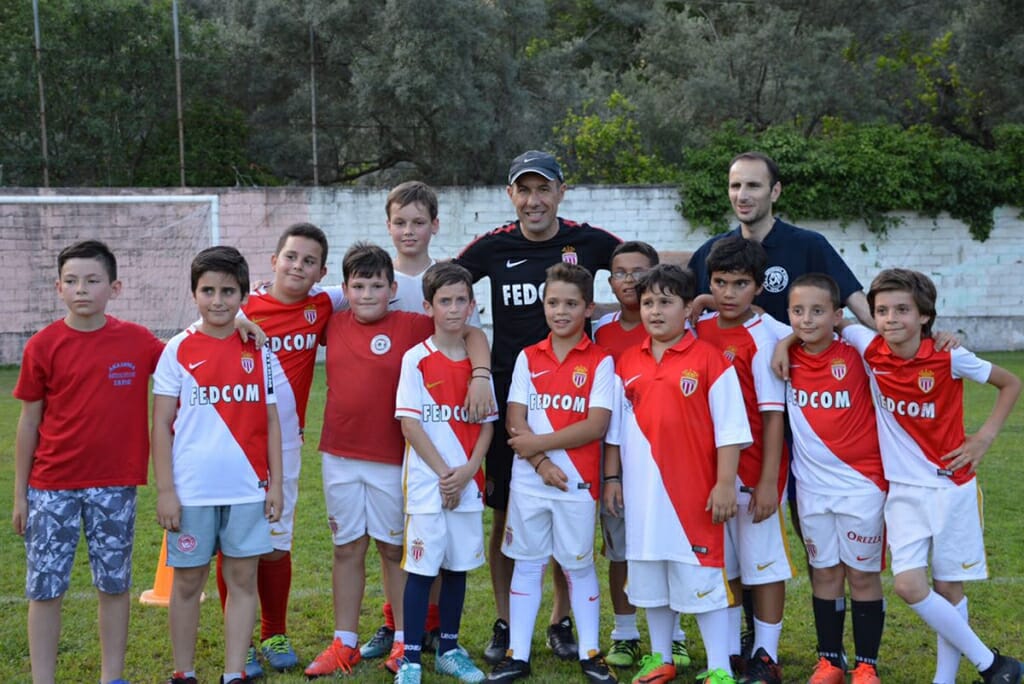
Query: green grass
[{"left": 0, "top": 354, "right": 1021, "bottom": 683}]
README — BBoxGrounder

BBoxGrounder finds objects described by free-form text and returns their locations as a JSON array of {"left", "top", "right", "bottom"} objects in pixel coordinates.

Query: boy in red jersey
[
  {"left": 604, "top": 264, "right": 751, "bottom": 684},
  {"left": 14, "top": 240, "right": 165, "bottom": 684},
  {"left": 595, "top": 241, "right": 689, "bottom": 670},
  {"left": 152, "top": 246, "right": 283, "bottom": 684},
  {"left": 393, "top": 262, "right": 498, "bottom": 684},
  {"left": 215, "top": 222, "right": 344, "bottom": 676},
  {"left": 838, "top": 269, "right": 1022, "bottom": 684},
  {"left": 305, "top": 243, "right": 491, "bottom": 679},
  {"left": 785, "top": 274, "right": 887, "bottom": 684},
  {"left": 486, "top": 262, "right": 616, "bottom": 684},
  {"left": 694, "top": 236, "right": 790, "bottom": 684}
]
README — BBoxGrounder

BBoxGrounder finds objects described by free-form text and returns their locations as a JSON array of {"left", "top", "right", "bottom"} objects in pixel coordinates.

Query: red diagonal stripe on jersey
[{"left": 422, "top": 354, "right": 486, "bottom": 493}]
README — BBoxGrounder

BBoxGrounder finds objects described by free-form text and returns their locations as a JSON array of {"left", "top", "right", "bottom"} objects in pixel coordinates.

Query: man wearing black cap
[{"left": 454, "top": 151, "right": 621, "bottom": 666}]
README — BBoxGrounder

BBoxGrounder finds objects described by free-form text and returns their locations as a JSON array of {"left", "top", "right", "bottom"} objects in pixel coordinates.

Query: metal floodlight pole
[
  {"left": 310, "top": 22, "right": 319, "bottom": 186},
  {"left": 32, "top": 0, "right": 50, "bottom": 188},
  {"left": 172, "top": 0, "right": 186, "bottom": 187}
]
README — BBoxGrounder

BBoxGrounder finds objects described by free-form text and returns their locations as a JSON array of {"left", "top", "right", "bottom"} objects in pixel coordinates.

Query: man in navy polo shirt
[{"left": 688, "top": 151, "right": 873, "bottom": 326}]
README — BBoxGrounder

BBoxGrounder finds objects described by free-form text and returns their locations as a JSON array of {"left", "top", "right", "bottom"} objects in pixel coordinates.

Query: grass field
[{"left": 0, "top": 354, "right": 1021, "bottom": 683}]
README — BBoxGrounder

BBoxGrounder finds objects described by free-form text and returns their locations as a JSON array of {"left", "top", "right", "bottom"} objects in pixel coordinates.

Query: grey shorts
[
  {"left": 24, "top": 486, "right": 136, "bottom": 601},
  {"left": 167, "top": 502, "right": 272, "bottom": 568}
]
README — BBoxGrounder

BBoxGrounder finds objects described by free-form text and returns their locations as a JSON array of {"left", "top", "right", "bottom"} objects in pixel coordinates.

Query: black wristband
[
  {"left": 603, "top": 475, "right": 621, "bottom": 483},
  {"left": 533, "top": 455, "right": 550, "bottom": 472}
]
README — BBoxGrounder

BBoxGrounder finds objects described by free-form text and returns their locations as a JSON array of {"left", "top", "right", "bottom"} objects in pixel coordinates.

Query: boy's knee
[
  {"left": 375, "top": 540, "right": 402, "bottom": 563},
  {"left": 892, "top": 571, "right": 929, "bottom": 604},
  {"left": 333, "top": 536, "right": 369, "bottom": 562},
  {"left": 844, "top": 567, "right": 881, "bottom": 595}
]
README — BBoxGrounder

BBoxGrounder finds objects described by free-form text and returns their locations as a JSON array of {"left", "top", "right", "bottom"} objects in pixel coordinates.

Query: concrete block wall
[{"left": 2, "top": 187, "right": 1021, "bottom": 364}]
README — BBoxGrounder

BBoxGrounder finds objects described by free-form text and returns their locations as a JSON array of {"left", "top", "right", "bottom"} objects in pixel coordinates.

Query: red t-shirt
[
  {"left": 14, "top": 316, "right": 164, "bottom": 489},
  {"left": 319, "top": 310, "right": 434, "bottom": 464}
]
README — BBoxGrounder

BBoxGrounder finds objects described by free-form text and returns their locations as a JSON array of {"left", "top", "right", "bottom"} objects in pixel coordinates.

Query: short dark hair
[
  {"left": 868, "top": 268, "right": 938, "bottom": 337},
  {"left": 276, "top": 222, "right": 328, "bottom": 268},
  {"left": 422, "top": 262, "right": 474, "bottom": 305},
  {"left": 545, "top": 262, "right": 594, "bottom": 304},
  {"left": 730, "top": 151, "right": 781, "bottom": 187},
  {"left": 705, "top": 235, "right": 768, "bottom": 286},
  {"left": 636, "top": 264, "right": 696, "bottom": 303},
  {"left": 58, "top": 240, "right": 117, "bottom": 281},
  {"left": 386, "top": 181, "right": 439, "bottom": 221},
  {"left": 342, "top": 241, "right": 394, "bottom": 284},
  {"left": 191, "top": 245, "right": 250, "bottom": 294},
  {"left": 790, "top": 273, "right": 841, "bottom": 309},
  {"left": 611, "top": 240, "right": 660, "bottom": 267}
]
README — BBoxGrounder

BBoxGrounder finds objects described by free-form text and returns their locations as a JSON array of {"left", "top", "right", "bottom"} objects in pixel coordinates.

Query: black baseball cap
[{"left": 507, "top": 150, "right": 564, "bottom": 184}]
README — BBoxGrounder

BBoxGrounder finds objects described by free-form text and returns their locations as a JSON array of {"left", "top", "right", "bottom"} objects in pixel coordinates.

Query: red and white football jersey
[
  {"left": 242, "top": 284, "right": 345, "bottom": 450},
  {"left": 610, "top": 333, "right": 752, "bottom": 567},
  {"left": 507, "top": 335, "right": 615, "bottom": 502},
  {"left": 593, "top": 311, "right": 648, "bottom": 364},
  {"left": 843, "top": 326, "right": 991, "bottom": 487},
  {"left": 787, "top": 338, "right": 887, "bottom": 494},
  {"left": 395, "top": 338, "right": 498, "bottom": 514},
  {"left": 319, "top": 310, "right": 434, "bottom": 465},
  {"left": 153, "top": 330, "right": 276, "bottom": 506},
  {"left": 696, "top": 312, "right": 788, "bottom": 494}
]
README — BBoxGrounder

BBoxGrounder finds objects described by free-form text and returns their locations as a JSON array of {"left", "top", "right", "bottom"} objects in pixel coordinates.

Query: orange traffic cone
[{"left": 139, "top": 532, "right": 174, "bottom": 606}]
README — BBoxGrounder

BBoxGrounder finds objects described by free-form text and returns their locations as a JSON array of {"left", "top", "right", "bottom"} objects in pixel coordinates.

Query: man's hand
[{"left": 603, "top": 481, "right": 623, "bottom": 518}]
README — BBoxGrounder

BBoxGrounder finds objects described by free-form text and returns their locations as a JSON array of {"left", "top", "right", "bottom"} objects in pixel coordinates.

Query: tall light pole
[
  {"left": 32, "top": 0, "right": 49, "bottom": 187},
  {"left": 172, "top": 0, "right": 186, "bottom": 187},
  {"left": 309, "top": 22, "right": 319, "bottom": 186}
]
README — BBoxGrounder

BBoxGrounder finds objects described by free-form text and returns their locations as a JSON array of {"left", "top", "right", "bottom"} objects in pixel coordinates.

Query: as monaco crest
[
  {"left": 241, "top": 352, "right": 255, "bottom": 374},
  {"left": 918, "top": 369, "right": 935, "bottom": 393},
  {"left": 411, "top": 538, "right": 425, "bottom": 563},
  {"left": 304, "top": 306, "right": 317, "bottom": 324},
  {"left": 561, "top": 246, "right": 578, "bottom": 265},
  {"left": 679, "top": 369, "right": 699, "bottom": 397},
  {"left": 723, "top": 346, "right": 737, "bottom": 362},
  {"left": 572, "top": 364, "right": 588, "bottom": 388},
  {"left": 831, "top": 358, "right": 847, "bottom": 381}
]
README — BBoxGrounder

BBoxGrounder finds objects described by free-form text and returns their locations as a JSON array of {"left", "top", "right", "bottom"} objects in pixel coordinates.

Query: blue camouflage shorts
[{"left": 24, "top": 486, "right": 136, "bottom": 601}]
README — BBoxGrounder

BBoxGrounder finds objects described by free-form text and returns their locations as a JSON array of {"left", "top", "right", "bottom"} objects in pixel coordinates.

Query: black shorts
[{"left": 484, "top": 372, "right": 514, "bottom": 511}]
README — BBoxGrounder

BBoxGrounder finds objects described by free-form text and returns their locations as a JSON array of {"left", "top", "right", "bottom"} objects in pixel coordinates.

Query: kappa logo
[
  {"left": 831, "top": 358, "right": 847, "bottom": 380},
  {"left": 371, "top": 334, "right": 392, "bottom": 355},
  {"left": 505, "top": 259, "right": 528, "bottom": 268},
  {"left": 188, "top": 360, "right": 208, "bottom": 371}
]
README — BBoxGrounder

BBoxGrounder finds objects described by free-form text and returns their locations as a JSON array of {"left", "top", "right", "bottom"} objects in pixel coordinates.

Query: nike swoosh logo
[
  {"left": 962, "top": 560, "right": 981, "bottom": 569},
  {"left": 510, "top": 590, "right": 530, "bottom": 596},
  {"left": 388, "top": 529, "right": 402, "bottom": 537},
  {"left": 587, "top": 594, "right": 599, "bottom": 602},
  {"left": 576, "top": 553, "right": 589, "bottom": 561},
  {"left": 623, "top": 374, "right": 642, "bottom": 387},
  {"left": 270, "top": 529, "right": 287, "bottom": 536},
  {"left": 489, "top": 669, "right": 526, "bottom": 681},
  {"left": 188, "top": 360, "right": 207, "bottom": 370},
  {"left": 530, "top": 370, "right": 551, "bottom": 379},
  {"left": 426, "top": 380, "right": 443, "bottom": 389},
  {"left": 756, "top": 561, "right": 775, "bottom": 571},
  {"left": 870, "top": 369, "right": 891, "bottom": 375},
  {"left": 856, "top": 555, "right": 874, "bottom": 562},
  {"left": 696, "top": 589, "right": 714, "bottom": 598},
  {"left": 249, "top": 317, "right": 268, "bottom": 324},
  {"left": 506, "top": 259, "right": 528, "bottom": 268}
]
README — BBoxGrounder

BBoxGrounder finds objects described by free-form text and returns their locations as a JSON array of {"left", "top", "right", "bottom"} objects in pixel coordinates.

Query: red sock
[
  {"left": 215, "top": 550, "right": 228, "bottom": 612},
  {"left": 425, "top": 603, "right": 440, "bottom": 632},
  {"left": 258, "top": 552, "right": 292, "bottom": 640},
  {"left": 383, "top": 602, "right": 396, "bottom": 630}
]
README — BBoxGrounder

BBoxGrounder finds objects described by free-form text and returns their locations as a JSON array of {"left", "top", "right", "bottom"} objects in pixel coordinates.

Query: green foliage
[
  {"left": 679, "top": 121, "right": 1023, "bottom": 241},
  {"left": 554, "top": 91, "right": 677, "bottom": 184}
]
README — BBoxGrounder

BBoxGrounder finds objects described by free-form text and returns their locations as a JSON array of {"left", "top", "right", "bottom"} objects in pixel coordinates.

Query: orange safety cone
[
  {"left": 139, "top": 532, "right": 174, "bottom": 606},
  {"left": 139, "top": 532, "right": 205, "bottom": 606}
]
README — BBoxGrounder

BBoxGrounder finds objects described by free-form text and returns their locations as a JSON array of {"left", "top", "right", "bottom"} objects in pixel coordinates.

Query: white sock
[
  {"left": 645, "top": 606, "right": 676, "bottom": 665},
  {"left": 222, "top": 673, "right": 242, "bottom": 683},
  {"left": 933, "top": 596, "right": 967, "bottom": 684},
  {"left": 696, "top": 608, "right": 732, "bottom": 674},
  {"left": 509, "top": 560, "right": 545, "bottom": 661},
  {"left": 335, "top": 630, "right": 358, "bottom": 648},
  {"left": 752, "top": 616, "right": 782, "bottom": 662},
  {"left": 727, "top": 605, "right": 742, "bottom": 656},
  {"left": 394, "top": 630, "right": 405, "bottom": 644},
  {"left": 909, "top": 591, "right": 993, "bottom": 671},
  {"left": 673, "top": 610, "right": 687, "bottom": 641},
  {"left": 565, "top": 564, "right": 601, "bottom": 658},
  {"left": 611, "top": 612, "right": 640, "bottom": 640}
]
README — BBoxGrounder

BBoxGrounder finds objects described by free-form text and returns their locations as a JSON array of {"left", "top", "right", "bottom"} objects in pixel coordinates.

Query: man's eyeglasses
[{"left": 610, "top": 269, "right": 649, "bottom": 282}]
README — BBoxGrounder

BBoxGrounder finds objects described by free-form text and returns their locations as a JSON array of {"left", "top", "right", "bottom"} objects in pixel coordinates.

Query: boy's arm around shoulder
[
  {"left": 152, "top": 394, "right": 181, "bottom": 532},
  {"left": 462, "top": 325, "right": 496, "bottom": 421},
  {"left": 12, "top": 400, "right": 43, "bottom": 535},
  {"left": 942, "top": 363, "right": 1022, "bottom": 474}
]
